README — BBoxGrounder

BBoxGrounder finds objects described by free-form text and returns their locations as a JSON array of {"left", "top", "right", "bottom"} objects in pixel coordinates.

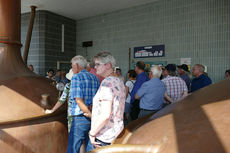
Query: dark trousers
[{"left": 130, "top": 100, "right": 140, "bottom": 121}]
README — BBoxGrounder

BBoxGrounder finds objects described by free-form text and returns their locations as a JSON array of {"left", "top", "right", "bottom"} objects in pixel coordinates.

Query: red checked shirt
[{"left": 162, "top": 75, "right": 188, "bottom": 102}]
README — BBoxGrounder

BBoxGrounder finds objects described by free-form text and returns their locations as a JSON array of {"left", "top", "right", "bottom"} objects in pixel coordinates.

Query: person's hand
[
  {"left": 89, "top": 133, "right": 101, "bottom": 148},
  {"left": 83, "top": 112, "right": 92, "bottom": 118},
  {"left": 45, "top": 109, "right": 53, "bottom": 114}
]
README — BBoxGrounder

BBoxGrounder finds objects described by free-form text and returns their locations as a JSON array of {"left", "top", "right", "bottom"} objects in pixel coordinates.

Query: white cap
[{"left": 66, "top": 69, "right": 74, "bottom": 80}]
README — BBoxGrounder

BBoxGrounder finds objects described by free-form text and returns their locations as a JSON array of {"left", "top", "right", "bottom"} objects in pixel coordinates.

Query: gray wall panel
[{"left": 76, "top": 0, "right": 230, "bottom": 83}]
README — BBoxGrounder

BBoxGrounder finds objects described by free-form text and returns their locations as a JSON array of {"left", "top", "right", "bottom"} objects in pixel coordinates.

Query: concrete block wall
[
  {"left": 21, "top": 10, "right": 76, "bottom": 75},
  {"left": 76, "top": 0, "right": 230, "bottom": 83}
]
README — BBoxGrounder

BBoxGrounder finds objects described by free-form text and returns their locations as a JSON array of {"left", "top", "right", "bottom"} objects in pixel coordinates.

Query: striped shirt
[
  {"left": 70, "top": 69, "right": 100, "bottom": 116},
  {"left": 162, "top": 75, "right": 188, "bottom": 102}
]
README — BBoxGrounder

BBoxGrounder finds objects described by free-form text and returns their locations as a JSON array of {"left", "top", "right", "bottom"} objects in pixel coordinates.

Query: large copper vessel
[
  {"left": 90, "top": 79, "right": 230, "bottom": 153},
  {"left": 0, "top": 1, "right": 68, "bottom": 153}
]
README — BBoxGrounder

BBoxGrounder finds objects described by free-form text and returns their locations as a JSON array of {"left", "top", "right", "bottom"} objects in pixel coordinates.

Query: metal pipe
[{"left": 23, "top": 5, "right": 37, "bottom": 64}]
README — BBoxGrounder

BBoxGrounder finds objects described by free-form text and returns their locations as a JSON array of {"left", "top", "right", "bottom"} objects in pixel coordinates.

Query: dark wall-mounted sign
[
  {"left": 134, "top": 45, "right": 165, "bottom": 58},
  {"left": 131, "top": 61, "right": 167, "bottom": 70},
  {"left": 82, "top": 41, "right": 93, "bottom": 47}
]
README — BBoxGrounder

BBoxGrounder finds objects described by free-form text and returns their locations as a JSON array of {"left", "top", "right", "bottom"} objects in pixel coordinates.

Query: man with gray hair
[
  {"left": 67, "top": 55, "right": 100, "bottom": 153},
  {"left": 191, "top": 64, "right": 212, "bottom": 92},
  {"left": 135, "top": 65, "right": 173, "bottom": 118}
]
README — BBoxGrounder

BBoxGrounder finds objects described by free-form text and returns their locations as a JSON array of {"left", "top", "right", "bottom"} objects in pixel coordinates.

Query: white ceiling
[{"left": 22, "top": 0, "right": 158, "bottom": 20}]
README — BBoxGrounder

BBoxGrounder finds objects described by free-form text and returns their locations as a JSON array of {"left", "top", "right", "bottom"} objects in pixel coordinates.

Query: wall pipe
[{"left": 23, "top": 5, "right": 36, "bottom": 64}]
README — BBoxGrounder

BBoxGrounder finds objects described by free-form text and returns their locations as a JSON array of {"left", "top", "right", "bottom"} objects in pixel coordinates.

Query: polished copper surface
[
  {"left": 90, "top": 79, "right": 230, "bottom": 153},
  {"left": 0, "top": 113, "right": 67, "bottom": 153},
  {"left": 0, "top": 0, "right": 68, "bottom": 152}
]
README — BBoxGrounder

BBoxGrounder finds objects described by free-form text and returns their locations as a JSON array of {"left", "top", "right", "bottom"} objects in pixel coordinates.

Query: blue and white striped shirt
[{"left": 70, "top": 69, "right": 100, "bottom": 116}]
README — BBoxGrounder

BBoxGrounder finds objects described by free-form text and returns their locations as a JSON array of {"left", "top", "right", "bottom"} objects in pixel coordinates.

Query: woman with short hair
[{"left": 89, "top": 52, "right": 126, "bottom": 147}]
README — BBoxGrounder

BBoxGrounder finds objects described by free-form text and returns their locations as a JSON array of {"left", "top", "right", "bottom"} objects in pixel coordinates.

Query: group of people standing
[
  {"left": 45, "top": 52, "right": 126, "bottom": 153},
  {"left": 39, "top": 50, "right": 229, "bottom": 153},
  {"left": 123, "top": 62, "right": 214, "bottom": 123},
  {"left": 46, "top": 69, "right": 69, "bottom": 85}
]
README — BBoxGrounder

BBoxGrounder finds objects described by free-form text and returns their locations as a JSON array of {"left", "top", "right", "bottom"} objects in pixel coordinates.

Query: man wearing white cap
[{"left": 45, "top": 68, "right": 74, "bottom": 131}]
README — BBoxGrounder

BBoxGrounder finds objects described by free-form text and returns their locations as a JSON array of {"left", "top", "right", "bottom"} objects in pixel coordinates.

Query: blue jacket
[
  {"left": 191, "top": 74, "right": 212, "bottom": 92},
  {"left": 130, "top": 72, "right": 149, "bottom": 104}
]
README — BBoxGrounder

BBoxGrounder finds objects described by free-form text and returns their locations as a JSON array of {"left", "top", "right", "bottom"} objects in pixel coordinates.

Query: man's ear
[
  {"left": 75, "top": 63, "right": 80, "bottom": 73},
  {"left": 149, "top": 71, "right": 152, "bottom": 78}
]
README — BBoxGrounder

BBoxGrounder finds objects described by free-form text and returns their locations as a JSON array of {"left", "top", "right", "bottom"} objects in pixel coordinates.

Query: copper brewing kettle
[{"left": 0, "top": 1, "right": 68, "bottom": 153}]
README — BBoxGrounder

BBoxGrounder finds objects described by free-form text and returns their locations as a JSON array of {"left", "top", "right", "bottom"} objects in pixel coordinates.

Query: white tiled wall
[{"left": 76, "top": 0, "right": 230, "bottom": 83}]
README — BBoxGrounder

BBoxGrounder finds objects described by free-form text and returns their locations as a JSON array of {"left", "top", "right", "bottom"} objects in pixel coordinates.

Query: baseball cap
[
  {"left": 165, "top": 64, "right": 176, "bottom": 72},
  {"left": 178, "top": 64, "right": 189, "bottom": 72},
  {"left": 66, "top": 69, "right": 74, "bottom": 80}
]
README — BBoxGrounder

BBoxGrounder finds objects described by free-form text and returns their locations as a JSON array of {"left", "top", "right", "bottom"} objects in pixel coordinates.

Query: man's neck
[
  {"left": 180, "top": 71, "right": 185, "bottom": 76},
  {"left": 137, "top": 70, "right": 144, "bottom": 75},
  {"left": 196, "top": 73, "right": 203, "bottom": 78},
  {"left": 77, "top": 67, "right": 84, "bottom": 73},
  {"left": 165, "top": 74, "right": 169, "bottom": 77}
]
